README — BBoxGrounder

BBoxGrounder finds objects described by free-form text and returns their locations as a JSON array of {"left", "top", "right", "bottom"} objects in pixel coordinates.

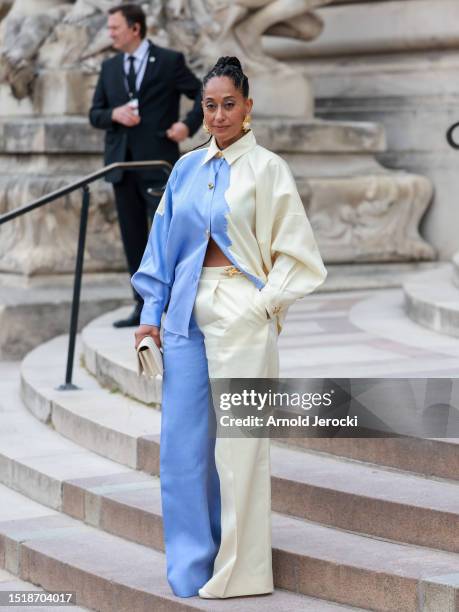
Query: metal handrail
[
  {"left": 446, "top": 121, "right": 459, "bottom": 150},
  {"left": 0, "top": 160, "right": 171, "bottom": 224},
  {"left": 0, "top": 160, "right": 172, "bottom": 390}
]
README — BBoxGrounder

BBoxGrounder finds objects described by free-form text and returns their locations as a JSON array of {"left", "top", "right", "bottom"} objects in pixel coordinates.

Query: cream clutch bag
[{"left": 136, "top": 336, "right": 163, "bottom": 378}]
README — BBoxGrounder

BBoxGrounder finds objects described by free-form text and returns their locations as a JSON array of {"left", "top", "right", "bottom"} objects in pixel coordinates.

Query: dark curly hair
[{"left": 202, "top": 56, "right": 249, "bottom": 98}]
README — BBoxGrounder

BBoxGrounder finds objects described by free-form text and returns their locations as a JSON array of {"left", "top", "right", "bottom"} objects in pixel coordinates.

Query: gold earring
[
  {"left": 203, "top": 120, "right": 211, "bottom": 134},
  {"left": 242, "top": 114, "right": 251, "bottom": 133}
]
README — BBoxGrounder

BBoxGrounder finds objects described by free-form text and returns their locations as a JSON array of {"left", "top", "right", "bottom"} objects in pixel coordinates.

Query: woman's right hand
[{"left": 135, "top": 324, "right": 161, "bottom": 350}]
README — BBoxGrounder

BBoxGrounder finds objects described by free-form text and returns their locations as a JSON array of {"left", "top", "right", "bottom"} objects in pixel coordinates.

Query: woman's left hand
[{"left": 135, "top": 324, "right": 161, "bottom": 350}]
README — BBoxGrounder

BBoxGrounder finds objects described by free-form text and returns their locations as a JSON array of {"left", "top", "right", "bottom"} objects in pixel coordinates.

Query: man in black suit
[{"left": 89, "top": 3, "right": 203, "bottom": 327}]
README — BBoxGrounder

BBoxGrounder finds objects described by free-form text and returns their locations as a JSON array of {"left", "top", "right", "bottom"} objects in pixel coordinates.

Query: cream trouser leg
[{"left": 192, "top": 266, "right": 279, "bottom": 598}]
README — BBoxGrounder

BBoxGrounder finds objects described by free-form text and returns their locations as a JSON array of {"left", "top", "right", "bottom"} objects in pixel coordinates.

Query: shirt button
[
  {"left": 215, "top": 151, "right": 223, "bottom": 159},
  {"left": 205, "top": 229, "right": 210, "bottom": 237},
  {"left": 208, "top": 182, "right": 214, "bottom": 190}
]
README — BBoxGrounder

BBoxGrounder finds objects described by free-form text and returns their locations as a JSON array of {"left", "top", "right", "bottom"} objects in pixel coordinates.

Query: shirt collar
[
  {"left": 201, "top": 130, "right": 257, "bottom": 166},
  {"left": 124, "top": 38, "right": 150, "bottom": 62}
]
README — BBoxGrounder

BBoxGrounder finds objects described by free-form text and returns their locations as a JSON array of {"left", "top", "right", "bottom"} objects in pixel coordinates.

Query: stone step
[
  {"left": 404, "top": 265, "right": 459, "bottom": 337},
  {"left": 21, "top": 336, "right": 459, "bottom": 553},
  {"left": 276, "top": 285, "right": 459, "bottom": 378},
  {"left": 81, "top": 307, "right": 459, "bottom": 480},
  {"left": 275, "top": 437, "right": 459, "bottom": 483},
  {"left": 1, "top": 371, "right": 458, "bottom": 611},
  {"left": 343, "top": 289, "right": 459, "bottom": 378},
  {"left": 81, "top": 308, "right": 161, "bottom": 406},
  {"left": 21, "top": 335, "right": 161, "bottom": 471},
  {"left": 0, "top": 116, "right": 385, "bottom": 155},
  {"left": 0, "top": 272, "right": 132, "bottom": 360},
  {"left": 0, "top": 568, "right": 90, "bottom": 611},
  {"left": 0, "top": 484, "right": 348, "bottom": 612},
  {"left": 270, "top": 443, "right": 459, "bottom": 552}
]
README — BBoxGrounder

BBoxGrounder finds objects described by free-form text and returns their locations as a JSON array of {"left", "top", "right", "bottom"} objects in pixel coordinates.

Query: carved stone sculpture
[
  {"left": 0, "top": 0, "right": 332, "bottom": 116},
  {"left": 0, "top": 0, "right": 73, "bottom": 98},
  {"left": 308, "top": 174, "right": 435, "bottom": 262},
  {"left": 0, "top": 172, "right": 124, "bottom": 275},
  {"left": 0, "top": 1, "right": 13, "bottom": 21},
  {"left": 165, "top": 0, "right": 333, "bottom": 116}
]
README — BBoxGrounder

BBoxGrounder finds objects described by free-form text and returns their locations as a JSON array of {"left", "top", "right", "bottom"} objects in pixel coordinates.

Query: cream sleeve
[{"left": 257, "top": 156, "right": 327, "bottom": 321}]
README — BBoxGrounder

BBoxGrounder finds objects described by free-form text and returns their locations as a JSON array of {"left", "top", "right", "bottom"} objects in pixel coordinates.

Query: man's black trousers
[{"left": 113, "top": 168, "right": 164, "bottom": 305}]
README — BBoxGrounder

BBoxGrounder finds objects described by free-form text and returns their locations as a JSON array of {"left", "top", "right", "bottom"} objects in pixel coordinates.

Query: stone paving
[{"left": 279, "top": 288, "right": 459, "bottom": 377}]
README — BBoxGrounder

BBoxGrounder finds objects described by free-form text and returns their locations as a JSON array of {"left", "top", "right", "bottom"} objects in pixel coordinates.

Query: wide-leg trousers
[{"left": 160, "top": 265, "right": 279, "bottom": 598}]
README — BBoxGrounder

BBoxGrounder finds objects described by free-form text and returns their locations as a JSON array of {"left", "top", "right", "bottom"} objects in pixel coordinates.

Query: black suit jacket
[{"left": 89, "top": 41, "right": 203, "bottom": 183}]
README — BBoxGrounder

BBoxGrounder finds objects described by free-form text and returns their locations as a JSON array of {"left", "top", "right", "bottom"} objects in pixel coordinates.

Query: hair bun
[
  {"left": 202, "top": 55, "right": 249, "bottom": 98},
  {"left": 214, "top": 56, "right": 242, "bottom": 71}
]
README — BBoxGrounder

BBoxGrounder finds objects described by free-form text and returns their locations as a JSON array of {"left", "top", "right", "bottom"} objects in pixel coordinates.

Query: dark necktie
[{"left": 127, "top": 55, "right": 137, "bottom": 97}]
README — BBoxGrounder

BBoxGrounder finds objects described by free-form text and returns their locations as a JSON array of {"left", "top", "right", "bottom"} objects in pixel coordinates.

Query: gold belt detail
[{"left": 223, "top": 266, "right": 243, "bottom": 277}]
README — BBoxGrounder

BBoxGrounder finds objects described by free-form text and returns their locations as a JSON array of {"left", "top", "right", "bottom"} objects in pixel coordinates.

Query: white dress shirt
[{"left": 123, "top": 38, "right": 150, "bottom": 94}]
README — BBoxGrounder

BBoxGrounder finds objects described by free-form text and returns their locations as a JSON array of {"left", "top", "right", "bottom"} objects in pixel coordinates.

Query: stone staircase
[
  {"left": 1, "top": 294, "right": 459, "bottom": 611},
  {"left": 0, "top": 566, "right": 90, "bottom": 612}
]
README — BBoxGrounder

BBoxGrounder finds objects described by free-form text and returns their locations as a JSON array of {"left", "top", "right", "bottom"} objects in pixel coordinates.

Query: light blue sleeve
[{"left": 131, "top": 165, "right": 177, "bottom": 326}]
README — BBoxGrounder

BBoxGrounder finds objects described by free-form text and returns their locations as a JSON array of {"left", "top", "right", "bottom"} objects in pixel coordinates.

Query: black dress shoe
[{"left": 113, "top": 303, "right": 143, "bottom": 328}]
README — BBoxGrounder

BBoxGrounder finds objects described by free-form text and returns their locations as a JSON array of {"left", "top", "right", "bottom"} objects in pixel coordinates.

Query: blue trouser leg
[{"left": 160, "top": 314, "right": 221, "bottom": 597}]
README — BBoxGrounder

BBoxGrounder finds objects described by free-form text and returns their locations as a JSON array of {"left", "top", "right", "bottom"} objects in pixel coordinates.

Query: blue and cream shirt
[{"left": 131, "top": 129, "right": 327, "bottom": 337}]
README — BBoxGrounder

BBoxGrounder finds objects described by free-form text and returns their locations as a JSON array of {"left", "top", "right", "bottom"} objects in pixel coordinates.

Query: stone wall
[{"left": 267, "top": 0, "right": 459, "bottom": 260}]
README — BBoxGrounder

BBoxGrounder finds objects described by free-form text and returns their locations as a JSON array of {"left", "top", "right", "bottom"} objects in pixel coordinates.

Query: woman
[{"left": 132, "top": 56, "right": 327, "bottom": 599}]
